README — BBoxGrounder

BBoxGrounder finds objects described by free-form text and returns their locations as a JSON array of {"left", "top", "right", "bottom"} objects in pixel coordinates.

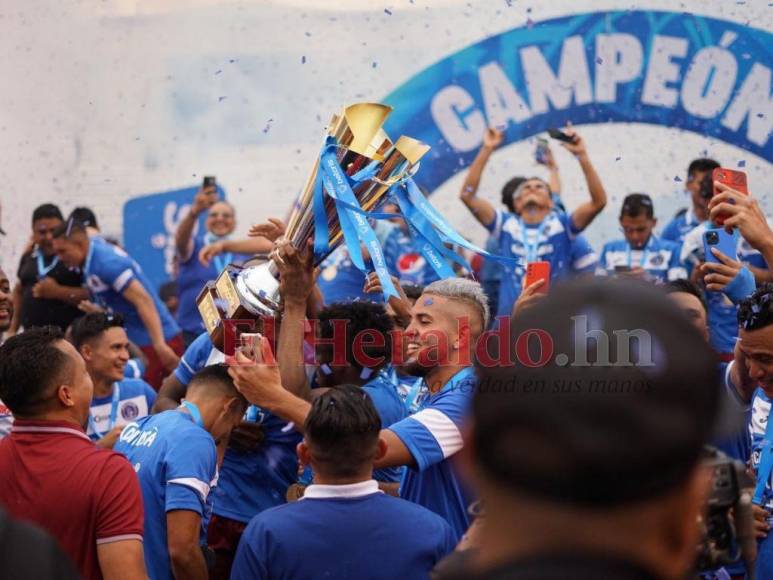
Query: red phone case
[
  {"left": 525, "top": 261, "right": 550, "bottom": 294},
  {"left": 713, "top": 168, "right": 748, "bottom": 226}
]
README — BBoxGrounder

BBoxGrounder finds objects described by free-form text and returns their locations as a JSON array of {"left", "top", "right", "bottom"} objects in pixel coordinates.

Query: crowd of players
[{"left": 0, "top": 125, "right": 772, "bottom": 580}]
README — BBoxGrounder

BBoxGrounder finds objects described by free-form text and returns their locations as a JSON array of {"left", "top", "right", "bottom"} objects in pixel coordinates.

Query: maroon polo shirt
[{"left": 0, "top": 419, "right": 144, "bottom": 580}]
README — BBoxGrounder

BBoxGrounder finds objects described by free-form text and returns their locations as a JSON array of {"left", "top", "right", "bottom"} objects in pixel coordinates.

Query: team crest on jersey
[
  {"left": 86, "top": 274, "right": 109, "bottom": 293},
  {"left": 121, "top": 401, "right": 140, "bottom": 420},
  {"left": 650, "top": 254, "right": 664, "bottom": 266},
  {"left": 397, "top": 253, "right": 425, "bottom": 275}
]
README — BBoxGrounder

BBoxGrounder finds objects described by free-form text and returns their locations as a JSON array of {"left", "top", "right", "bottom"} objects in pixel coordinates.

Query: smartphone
[
  {"left": 535, "top": 138, "right": 549, "bottom": 165},
  {"left": 547, "top": 128, "right": 577, "bottom": 144},
  {"left": 614, "top": 265, "right": 632, "bottom": 273},
  {"left": 703, "top": 228, "right": 737, "bottom": 264},
  {"left": 712, "top": 168, "right": 747, "bottom": 226},
  {"left": 525, "top": 261, "right": 550, "bottom": 294},
  {"left": 203, "top": 175, "right": 217, "bottom": 189}
]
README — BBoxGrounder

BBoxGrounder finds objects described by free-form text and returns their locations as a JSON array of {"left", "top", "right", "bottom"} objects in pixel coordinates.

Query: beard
[{"left": 401, "top": 355, "right": 435, "bottom": 378}]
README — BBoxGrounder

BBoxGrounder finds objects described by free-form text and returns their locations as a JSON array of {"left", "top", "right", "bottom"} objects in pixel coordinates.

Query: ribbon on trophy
[{"left": 316, "top": 137, "right": 401, "bottom": 299}]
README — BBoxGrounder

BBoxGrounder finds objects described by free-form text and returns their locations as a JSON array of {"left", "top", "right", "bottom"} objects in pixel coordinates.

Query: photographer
[{"left": 442, "top": 279, "right": 720, "bottom": 580}]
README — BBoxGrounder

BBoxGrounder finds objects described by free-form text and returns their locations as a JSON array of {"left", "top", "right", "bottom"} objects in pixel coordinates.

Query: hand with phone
[
  {"left": 709, "top": 184, "right": 772, "bottom": 253},
  {"left": 192, "top": 176, "right": 218, "bottom": 217},
  {"left": 699, "top": 247, "right": 743, "bottom": 293}
]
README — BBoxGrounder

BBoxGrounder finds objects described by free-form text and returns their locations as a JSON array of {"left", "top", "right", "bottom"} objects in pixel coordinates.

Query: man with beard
[
  {"left": 7, "top": 204, "right": 88, "bottom": 336},
  {"left": 598, "top": 194, "right": 685, "bottom": 282},
  {"left": 228, "top": 278, "right": 489, "bottom": 542},
  {"left": 459, "top": 126, "right": 607, "bottom": 319}
]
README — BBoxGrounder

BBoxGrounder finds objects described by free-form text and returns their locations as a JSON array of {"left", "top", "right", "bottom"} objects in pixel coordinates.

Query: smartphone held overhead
[
  {"left": 712, "top": 168, "right": 747, "bottom": 226},
  {"left": 525, "top": 261, "right": 551, "bottom": 294},
  {"left": 547, "top": 128, "right": 577, "bottom": 144}
]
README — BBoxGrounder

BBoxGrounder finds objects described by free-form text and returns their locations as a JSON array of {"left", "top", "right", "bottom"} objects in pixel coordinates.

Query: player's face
[
  {"left": 0, "top": 268, "right": 12, "bottom": 332},
  {"left": 739, "top": 325, "right": 773, "bottom": 396},
  {"left": 666, "top": 292, "right": 708, "bottom": 342},
  {"left": 53, "top": 236, "right": 87, "bottom": 268},
  {"left": 87, "top": 327, "right": 130, "bottom": 383},
  {"left": 620, "top": 214, "right": 656, "bottom": 250},
  {"left": 32, "top": 217, "right": 63, "bottom": 255},
  {"left": 403, "top": 294, "right": 464, "bottom": 377},
  {"left": 687, "top": 170, "right": 710, "bottom": 214},
  {"left": 206, "top": 202, "right": 236, "bottom": 237},
  {"left": 513, "top": 179, "right": 552, "bottom": 225}
]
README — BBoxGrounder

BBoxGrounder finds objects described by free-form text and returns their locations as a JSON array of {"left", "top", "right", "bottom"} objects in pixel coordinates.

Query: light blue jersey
[
  {"left": 114, "top": 410, "right": 217, "bottom": 580},
  {"left": 598, "top": 236, "right": 686, "bottom": 282},
  {"left": 83, "top": 237, "right": 179, "bottom": 346},
  {"left": 389, "top": 367, "right": 476, "bottom": 542}
]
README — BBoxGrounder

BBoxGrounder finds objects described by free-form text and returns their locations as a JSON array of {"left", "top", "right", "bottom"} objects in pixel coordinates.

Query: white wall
[{"left": 0, "top": 0, "right": 771, "bottom": 271}]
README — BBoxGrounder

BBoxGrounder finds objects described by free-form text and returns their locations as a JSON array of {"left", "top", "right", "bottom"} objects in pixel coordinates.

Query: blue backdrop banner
[{"left": 383, "top": 10, "right": 772, "bottom": 192}]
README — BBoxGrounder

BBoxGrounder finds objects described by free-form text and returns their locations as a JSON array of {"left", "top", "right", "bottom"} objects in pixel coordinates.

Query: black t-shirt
[{"left": 17, "top": 250, "right": 83, "bottom": 331}]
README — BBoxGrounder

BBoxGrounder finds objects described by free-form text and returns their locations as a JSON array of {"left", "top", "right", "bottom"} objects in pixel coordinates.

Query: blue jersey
[
  {"left": 114, "top": 410, "right": 217, "bottom": 580},
  {"left": 382, "top": 226, "right": 443, "bottom": 286},
  {"left": 570, "top": 234, "right": 599, "bottom": 274},
  {"left": 87, "top": 378, "right": 156, "bottom": 441},
  {"left": 681, "top": 223, "right": 767, "bottom": 353},
  {"left": 487, "top": 209, "right": 583, "bottom": 318},
  {"left": 231, "top": 482, "right": 456, "bottom": 580},
  {"left": 173, "top": 332, "right": 300, "bottom": 524},
  {"left": 747, "top": 388, "right": 773, "bottom": 578},
  {"left": 362, "top": 372, "right": 408, "bottom": 483},
  {"left": 383, "top": 366, "right": 427, "bottom": 415},
  {"left": 597, "top": 236, "right": 686, "bottom": 282},
  {"left": 124, "top": 358, "right": 146, "bottom": 380},
  {"left": 661, "top": 208, "right": 701, "bottom": 243},
  {"left": 317, "top": 247, "right": 378, "bottom": 305},
  {"left": 83, "top": 237, "right": 180, "bottom": 346},
  {"left": 177, "top": 234, "right": 249, "bottom": 335},
  {"left": 389, "top": 367, "right": 476, "bottom": 542}
]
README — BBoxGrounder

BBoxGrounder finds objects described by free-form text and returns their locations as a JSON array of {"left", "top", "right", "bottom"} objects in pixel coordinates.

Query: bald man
[
  {"left": 229, "top": 278, "right": 489, "bottom": 542},
  {"left": 175, "top": 188, "right": 270, "bottom": 346}
]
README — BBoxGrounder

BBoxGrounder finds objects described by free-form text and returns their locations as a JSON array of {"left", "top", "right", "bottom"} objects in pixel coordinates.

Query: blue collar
[
  {"left": 437, "top": 366, "right": 476, "bottom": 396},
  {"left": 179, "top": 400, "right": 205, "bottom": 429},
  {"left": 83, "top": 237, "right": 95, "bottom": 275}
]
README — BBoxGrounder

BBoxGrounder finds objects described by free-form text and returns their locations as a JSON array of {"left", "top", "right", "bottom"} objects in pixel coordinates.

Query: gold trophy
[{"left": 198, "top": 103, "right": 429, "bottom": 349}]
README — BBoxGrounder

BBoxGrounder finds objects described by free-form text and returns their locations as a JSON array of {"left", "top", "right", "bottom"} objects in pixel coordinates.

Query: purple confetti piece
[
  {"left": 214, "top": 69, "right": 222, "bottom": 75},
  {"left": 229, "top": 59, "right": 236, "bottom": 63},
  {"left": 301, "top": 55, "right": 306, "bottom": 64},
  {"left": 757, "top": 113, "right": 765, "bottom": 118},
  {"left": 305, "top": 32, "right": 311, "bottom": 37},
  {"left": 615, "top": 156, "right": 621, "bottom": 161},
  {"left": 218, "top": 96, "right": 227, "bottom": 102},
  {"left": 384, "top": 8, "right": 392, "bottom": 15},
  {"left": 263, "top": 119, "right": 274, "bottom": 134},
  {"left": 372, "top": 61, "right": 378, "bottom": 69},
  {"left": 596, "top": 57, "right": 603, "bottom": 65},
  {"left": 738, "top": 160, "right": 746, "bottom": 168},
  {"left": 526, "top": 17, "right": 534, "bottom": 28},
  {"left": 424, "top": 298, "right": 434, "bottom": 306},
  {"left": 674, "top": 176, "right": 683, "bottom": 182}
]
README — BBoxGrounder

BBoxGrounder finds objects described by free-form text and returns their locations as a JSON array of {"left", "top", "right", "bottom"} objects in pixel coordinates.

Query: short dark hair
[
  {"left": 501, "top": 176, "right": 527, "bottom": 213},
  {"left": 188, "top": 364, "right": 247, "bottom": 410},
  {"left": 401, "top": 283, "right": 425, "bottom": 301},
  {"left": 70, "top": 313, "right": 125, "bottom": 349},
  {"left": 318, "top": 302, "right": 393, "bottom": 370},
  {"left": 68, "top": 207, "right": 98, "bottom": 229},
  {"left": 738, "top": 283, "right": 773, "bottom": 331},
  {"left": 31, "top": 204, "right": 63, "bottom": 225},
  {"left": 304, "top": 384, "right": 381, "bottom": 478},
  {"left": 687, "top": 158, "right": 720, "bottom": 180},
  {"left": 0, "top": 327, "right": 72, "bottom": 415},
  {"left": 620, "top": 193, "right": 654, "bottom": 219},
  {"left": 52, "top": 219, "right": 87, "bottom": 240},
  {"left": 664, "top": 279, "right": 707, "bottom": 313}
]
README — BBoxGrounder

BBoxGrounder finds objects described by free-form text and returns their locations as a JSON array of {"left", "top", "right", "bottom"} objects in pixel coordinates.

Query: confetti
[
  {"left": 384, "top": 8, "right": 392, "bottom": 15},
  {"left": 372, "top": 61, "right": 378, "bottom": 69},
  {"left": 218, "top": 96, "right": 227, "bottom": 102},
  {"left": 229, "top": 59, "right": 236, "bottom": 63},
  {"left": 738, "top": 160, "right": 746, "bottom": 168},
  {"left": 615, "top": 156, "right": 621, "bottom": 161},
  {"left": 526, "top": 18, "right": 534, "bottom": 28},
  {"left": 263, "top": 119, "right": 274, "bottom": 134},
  {"left": 424, "top": 298, "right": 434, "bottom": 306},
  {"left": 214, "top": 69, "right": 222, "bottom": 75},
  {"left": 674, "top": 176, "right": 683, "bottom": 182},
  {"left": 596, "top": 57, "right": 604, "bottom": 65},
  {"left": 305, "top": 32, "right": 311, "bottom": 37},
  {"left": 301, "top": 55, "right": 306, "bottom": 64}
]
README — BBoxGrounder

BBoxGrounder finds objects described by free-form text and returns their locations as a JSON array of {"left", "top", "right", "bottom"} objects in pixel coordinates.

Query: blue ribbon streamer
[
  {"left": 401, "top": 177, "right": 521, "bottom": 266},
  {"left": 318, "top": 140, "right": 399, "bottom": 299}
]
